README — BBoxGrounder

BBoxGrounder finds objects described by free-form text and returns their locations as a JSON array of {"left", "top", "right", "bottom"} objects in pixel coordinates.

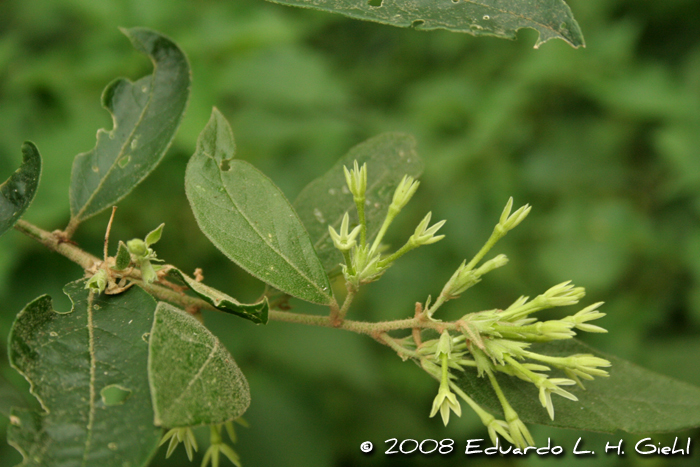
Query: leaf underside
[
  {"left": 455, "top": 339, "right": 700, "bottom": 433},
  {"left": 0, "top": 142, "right": 41, "bottom": 236},
  {"left": 7, "top": 281, "right": 160, "bottom": 467},
  {"left": 294, "top": 132, "right": 423, "bottom": 274},
  {"left": 148, "top": 302, "right": 251, "bottom": 428},
  {"left": 69, "top": 27, "right": 190, "bottom": 224},
  {"left": 168, "top": 268, "right": 269, "bottom": 324},
  {"left": 265, "top": 0, "right": 584, "bottom": 48},
  {"left": 185, "top": 108, "right": 333, "bottom": 305}
]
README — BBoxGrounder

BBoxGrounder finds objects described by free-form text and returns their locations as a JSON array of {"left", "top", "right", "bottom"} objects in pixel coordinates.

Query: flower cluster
[
  {"left": 159, "top": 419, "right": 246, "bottom": 467},
  {"left": 125, "top": 223, "right": 165, "bottom": 283},
  {"left": 414, "top": 201, "right": 611, "bottom": 447},
  {"left": 329, "top": 161, "right": 446, "bottom": 287},
  {"left": 329, "top": 164, "right": 612, "bottom": 450}
]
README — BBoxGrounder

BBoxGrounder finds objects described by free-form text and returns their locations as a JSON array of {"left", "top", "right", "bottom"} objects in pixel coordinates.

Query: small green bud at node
[
  {"left": 436, "top": 330, "right": 453, "bottom": 358},
  {"left": 126, "top": 238, "right": 148, "bottom": 257},
  {"left": 85, "top": 269, "right": 108, "bottom": 294},
  {"left": 140, "top": 259, "right": 157, "bottom": 284}
]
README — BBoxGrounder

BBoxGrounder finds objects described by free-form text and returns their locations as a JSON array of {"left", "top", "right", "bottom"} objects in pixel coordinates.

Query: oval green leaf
[
  {"left": 168, "top": 268, "right": 269, "bottom": 324},
  {"left": 265, "top": 0, "right": 584, "bottom": 48},
  {"left": 69, "top": 27, "right": 191, "bottom": 226},
  {"left": 185, "top": 108, "right": 333, "bottom": 305},
  {"left": 7, "top": 281, "right": 160, "bottom": 467},
  {"left": 455, "top": 339, "right": 700, "bottom": 433},
  {"left": 148, "top": 302, "right": 250, "bottom": 427},
  {"left": 0, "top": 142, "right": 41, "bottom": 236},
  {"left": 294, "top": 133, "right": 423, "bottom": 274}
]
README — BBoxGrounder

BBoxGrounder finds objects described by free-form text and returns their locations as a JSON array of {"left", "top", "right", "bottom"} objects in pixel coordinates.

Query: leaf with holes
[
  {"left": 264, "top": 0, "right": 584, "bottom": 48},
  {"left": 294, "top": 133, "right": 423, "bottom": 274},
  {"left": 455, "top": 339, "right": 700, "bottom": 433},
  {"left": 1, "top": 142, "right": 41, "bottom": 236},
  {"left": 167, "top": 268, "right": 269, "bottom": 324},
  {"left": 185, "top": 108, "right": 333, "bottom": 305},
  {"left": 7, "top": 281, "right": 160, "bottom": 467},
  {"left": 148, "top": 302, "right": 250, "bottom": 427},
  {"left": 69, "top": 27, "right": 190, "bottom": 228}
]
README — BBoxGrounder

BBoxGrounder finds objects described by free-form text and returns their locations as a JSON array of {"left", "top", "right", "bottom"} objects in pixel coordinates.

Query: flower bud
[
  {"left": 497, "top": 197, "right": 531, "bottom": 234},
  {"left": 85, "top": 269, "right": 108, "bottom": 294},
  {"left": 390, "top": 175, "right": 420, "bottom": 212},
  {"left": 343, "top": 160, "right": 367, "bottom": 200},
  {"left": 126, "top": 238, "right": 148, "bottom": 258},
  {"left": 411, "top": 212, "right": 446, "bottom": 246},
  {"left": 328, "top": 212, "right": 361, "bottom": 252}
]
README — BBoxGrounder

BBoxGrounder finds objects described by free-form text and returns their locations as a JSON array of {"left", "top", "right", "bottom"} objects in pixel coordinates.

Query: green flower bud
[
  {"left": 390, "top": 175, "right": 420, "bottom": 212},
  {"left": 126, "top": 238, "right": 148, "bottom": 258},
  {"left": 563, "top": 302, "right": 607, "bottom": 333},
  {"left": 410, "top": 212, "right": 446, "bottom": 246},
  {"left": 85, "top": 269, "right": 108, "bottom": 294},
  {"left": 140, "top": 259, "right": 157, "bottom": 284},
  {"left": 343, "top": 160, "right": 367, "bottom": 200},
  {"left": 496, "top": 197, "right": 531, "bottom": 235},
  {"left": 328, "top": 212, "right": 361, "bottom": 252}
]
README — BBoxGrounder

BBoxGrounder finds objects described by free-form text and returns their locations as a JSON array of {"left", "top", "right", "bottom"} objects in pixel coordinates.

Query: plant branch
[
  {"left": 13, "top": 219, "right": 457, "bottom": 338},
  {"left": 14, "top": 220, "right": 99, "bottom": 270}
]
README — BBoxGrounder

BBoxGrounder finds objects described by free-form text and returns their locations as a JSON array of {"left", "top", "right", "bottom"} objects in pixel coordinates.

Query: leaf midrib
[
  {"left": 74, "top": 72, "right": 155, "bottom": 222},
  {"left": 164, "top": 340, "right": 219, "bottom": 416},
  {"left": 81, "top": 291, "right": 97, "bottom": 467},
  {"left": 209, "top": 157, "right": 328, "bottom": 302}
]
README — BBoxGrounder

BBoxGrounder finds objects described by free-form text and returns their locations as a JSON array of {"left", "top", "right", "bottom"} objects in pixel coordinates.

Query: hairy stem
[
  {"left": 14, "top": 220, "right": 99, "bottom": 269},
  {"left": 13, "top": 219, "right": 458, "bottom": 338}
]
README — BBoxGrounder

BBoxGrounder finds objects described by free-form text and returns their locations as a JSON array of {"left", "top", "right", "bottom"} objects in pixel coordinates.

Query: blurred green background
[{"left": 1, "top": 0, "right": 699, "bottom": 466}]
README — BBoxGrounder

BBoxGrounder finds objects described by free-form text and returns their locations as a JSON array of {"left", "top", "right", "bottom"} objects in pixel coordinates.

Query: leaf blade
[
  {"left": 185, "top": 108, "right": 333, "bottom": 305},
  {"left": 168, "top": 268, "right": 269, "bottom": 324},
  {"left": 148, "top": 302, "right": 250, "bottom": 427},
  {"left": 0, "top": 142, "right": 41, "bottom": 236},
  {"left": 69, "top": 27, "right": 190, "bottom": 224},
  {"left": 294, "top": 133, "right": 423, "bottom": 273},
  {"left": 455, "top": 339, "right": 700, "bottom": 433},
  {"left": 265, "top": 0, "right": 584, "bottom": 48},
  {"left": 7, "top": 281, "right": 160, "bottom": 467}
]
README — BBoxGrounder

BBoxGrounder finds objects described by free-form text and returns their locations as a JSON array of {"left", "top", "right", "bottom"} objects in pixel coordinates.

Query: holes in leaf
[
  {"left": 118, "top": 155, "right": 131, "bottom": 168},
  {"left": 368, "top": 0, "right": 383, "bottom": 6},
  {"left": 411, "top": 20, "right": 425, "bottom": 28},
  {"left": 101, "top": 385, "right": 132, "bottom": 406},
  {"left": 452, "top": 0, "right": 459, "bottom": 3},
  {"left": 220, "top": 159, "right": 231, "bottom": 171}
]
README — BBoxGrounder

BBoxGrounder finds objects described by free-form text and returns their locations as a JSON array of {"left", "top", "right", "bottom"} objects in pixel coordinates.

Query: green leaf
[
  {"left": 455, "top": 339, "right": 700, "bottom": 433},
  {"left": 69, "top": 27, "right": 190, "bottom": 226},
  {"left": 7, "top": 281, "right": 160, "bottom": 467},
  {"left": 294, "top": 133, "right": 423, "bottom": 273},
  {"left": 1, "top": 142, "right": 41, "bottom": 236},
  {"left": 148, "top": 302, "right": 250, "bottom": 427},
  {"left": 114, "top": 240, "right": 132, "bottom": 271},
  {"left": 185, "top": 108, "right": 333, "bottom": 305},
  {"left": 167, "top": 268, "right": 269, "bottom": 324},
  {"left": 145, "top": 223, "right": 165, "bottom": 247},
  {"left": 265, "top": 0, "right": 584, "bottom": 49}
]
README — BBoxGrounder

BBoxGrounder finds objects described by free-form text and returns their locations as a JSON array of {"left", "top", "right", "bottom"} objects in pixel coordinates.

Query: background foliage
[{"left": 1, "top": 0, "right": 699, "bottom": 466}]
